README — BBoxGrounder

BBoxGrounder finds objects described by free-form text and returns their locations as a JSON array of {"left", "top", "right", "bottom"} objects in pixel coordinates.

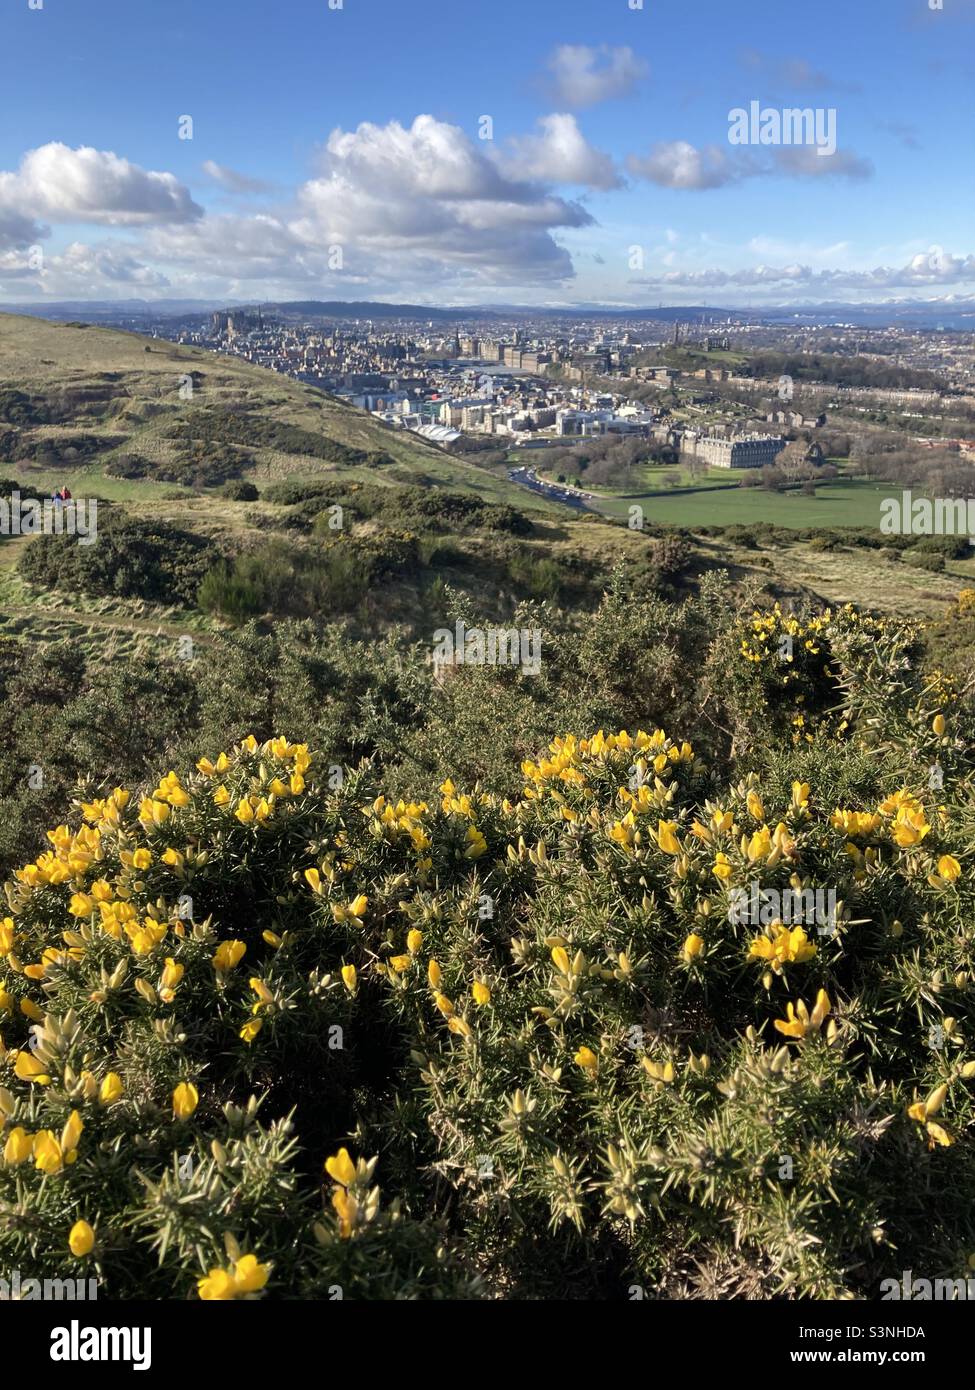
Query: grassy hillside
[{"left": 0, "top": 312, "right": 546, "bottom": 509}]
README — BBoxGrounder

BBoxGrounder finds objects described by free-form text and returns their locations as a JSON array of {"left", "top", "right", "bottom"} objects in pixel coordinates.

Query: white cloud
[
  {"left": 501, "top": 114, "right": 622, "bottom": 190},
  {"left": 0, "top": 201, "right": 45, "bottom": 252},
  {"left": 546, "top": 44, "right": 648, "bottom": 109},
  {"left": 201, "top": 160, "right": 273, "bottom": 194},
  {"left": 0, "top": 144, "right": 202, "bottom": 232},
  {"left": 626, "top": 141, "right": 742, "bottom": 190},
  {"left": 0, "top": 239, "right": 170, "bottom": 296},
  {"left": 43, "top": 241, "right": 171, "bottom": 290},
  {"left": 632, "top": 246, "right": 975, "bottom": 291},
  {"left": 142, "top": 213, "right": 312, "bottom": 284},
  {"left": 627, "top": 139, "right": 873, "bottom": 188},
  {"left": 291, "top": 114, "right": 592, "bottom": 286}
]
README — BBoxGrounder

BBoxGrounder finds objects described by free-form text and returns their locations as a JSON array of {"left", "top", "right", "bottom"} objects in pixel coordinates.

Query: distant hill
[
  {"left": 268, "top": 301, "right": 482, "bottom": 321},
  {"left": 4, "top": 298, "right": 973, "bottom": 330}
]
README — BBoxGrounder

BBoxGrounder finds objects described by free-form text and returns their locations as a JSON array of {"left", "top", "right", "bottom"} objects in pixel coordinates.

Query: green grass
[
  {"left": 592, "top": 477, "right": 897, "bottom": 529},
  {"left": 552, "top": 463, "right": 745, "bottom": 494}
]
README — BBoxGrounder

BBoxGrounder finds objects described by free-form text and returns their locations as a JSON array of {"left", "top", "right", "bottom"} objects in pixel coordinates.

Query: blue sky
[{"left": 0, "top": 0, "right": 972, "bottom": 306}]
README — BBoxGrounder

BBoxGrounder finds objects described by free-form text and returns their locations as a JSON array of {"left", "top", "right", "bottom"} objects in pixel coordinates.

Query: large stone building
[{"left": 688, "top": 433, "right": 786, "bottom": 469}]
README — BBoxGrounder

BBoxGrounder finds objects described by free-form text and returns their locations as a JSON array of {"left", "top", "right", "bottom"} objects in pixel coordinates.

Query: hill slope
[{"left": 0, "top": 312, "right": 538, "bottom": 507}]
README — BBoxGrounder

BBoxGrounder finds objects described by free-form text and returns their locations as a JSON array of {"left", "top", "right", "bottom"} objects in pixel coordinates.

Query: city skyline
[{"left": 1, "top": 0, "right": 973, "bottom": 308}]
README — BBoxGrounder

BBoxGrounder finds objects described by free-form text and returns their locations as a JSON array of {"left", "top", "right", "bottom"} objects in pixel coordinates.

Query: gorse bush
[
  {"left": 19, "top": 513, "right": 217, "bottom": 607},
  {"left": 0, "top": 603, "right": 973, "bottom": 1299},
  {"left": 197, "top": 536, "right": 415, "bottom": 623}
]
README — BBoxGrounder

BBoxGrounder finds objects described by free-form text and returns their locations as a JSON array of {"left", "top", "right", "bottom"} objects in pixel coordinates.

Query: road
[{"left": 506, "top": 465, "right": 592, "bottom": 509}]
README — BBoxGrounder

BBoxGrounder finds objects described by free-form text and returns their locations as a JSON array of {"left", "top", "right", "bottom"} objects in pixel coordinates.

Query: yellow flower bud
[
  {"left": 68, "top": 1220, "right": 95, "bottom": 1257},
  {"left": 172, "top": 1081, "right": 198, "bottom": 1120}
]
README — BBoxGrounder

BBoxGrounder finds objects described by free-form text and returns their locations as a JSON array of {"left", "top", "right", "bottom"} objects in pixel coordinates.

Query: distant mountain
[
  {"left": 2, "top": 296, "right": 973, "bottom": 330},
  {"left": 0, "top": 299, "right": 231, "bottom": 318},
  {"left": 267, "top": 301, "right": 478, "bottom": 321}
]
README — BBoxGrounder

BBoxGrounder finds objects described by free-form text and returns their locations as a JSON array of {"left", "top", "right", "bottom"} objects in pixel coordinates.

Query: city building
[{"left": 688, "top": 433, "right": 786, "bottom": 469}]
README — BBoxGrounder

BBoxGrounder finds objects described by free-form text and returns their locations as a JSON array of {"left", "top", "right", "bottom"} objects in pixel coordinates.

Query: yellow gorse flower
[
  {"left": 574, "top": 1046, "right": 598, "bottom": 1075},
  {"left": 656, "top": 820, "right": 681, "bottom": 855},
  {"left": 99, "top": 1072, "right": 123, "bottom": 1105},
  {"left": 14, "top": 1051, "right": 51, "bottom": 1086},
  {"left": 331, "top": 896, "right": 368, "bottom": 926},
  {"left": 172, "top": 1082, "right": 199, "bottom": 1120},
  {"left": 748, "top": 922, "right": 817, "bottom": 972},
  {"left": 3, "top": 1127, "right": 33, "bottom": 1165},
  {"left": 773, "top": 989, "right": 831, "bottom": 1040},
  {"left": 32, "top": 1111, "right": 82, "bottom": 1175},
  {"left": 212, "top": 940, "right": 246, "bottom": 973},
  {"left": 240, "top": 1018, "right": 263, "bottom": 1044},
  {"left": 325, "top": 1147, "right": 357, "bottom": 1187},
  {"left": 68, "top": 1220, "right": 95, "bottom": 1257},
  {"left": 198, "top": 1254, "right": 270, "bottom": 1300},
  {"left": 642, "top": 1057, "right": 676, "bottom": 1085},
  {"left": 907, "top": 1083, "right": 954, "bottom": 1149}
]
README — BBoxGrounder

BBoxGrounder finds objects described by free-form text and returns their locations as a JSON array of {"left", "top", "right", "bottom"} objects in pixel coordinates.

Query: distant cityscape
[{"left": 99, "top": 303, "right": 975, "bottom": 491}]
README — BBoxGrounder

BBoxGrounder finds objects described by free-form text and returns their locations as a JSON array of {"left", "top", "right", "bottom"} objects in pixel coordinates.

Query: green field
[{"left": 592, "top": 476, "right": 897, "bottom": 529}]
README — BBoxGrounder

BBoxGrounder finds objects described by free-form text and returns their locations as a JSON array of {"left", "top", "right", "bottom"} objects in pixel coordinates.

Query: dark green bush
[{"left": 18, "top": 511, "right": 217, "bottom": 605}]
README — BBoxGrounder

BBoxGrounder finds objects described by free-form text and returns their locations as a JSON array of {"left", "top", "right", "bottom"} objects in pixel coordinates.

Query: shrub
[
  {"left": 907, "top": 535, "right": 969, "bottom": 559},
  {"left": 197, "top": 561, "right": 265, "bottom": 622},
  {"left": 18, "top": 512, "right": 218, "bottom": 606},
  {"left": 905, "top": 551, "right": 946, "bottom": 572},
  {"left": 198, "top": 539, "right": 383, "bottom": 622},
  {"left": 722, "top": 525, "right": 760, "bottom": 550},
  {"left": 221, "top": 480, "right": 260, "bottom": 502},
  {"left": 1, "top": 705, "right": 973, "bottom": 1300}
]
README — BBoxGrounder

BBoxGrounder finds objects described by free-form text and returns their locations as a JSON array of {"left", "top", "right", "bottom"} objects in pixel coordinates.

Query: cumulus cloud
[
  {"left": 501, "top": 114, "right": 622, "bottom": 190},
  {"left": 546, "top": 44, "right": 648, "bottom": 109},
  {"left": 0, "top": 144, "right": 202, "bottom": 231},
  {"left": 627, "top": 139, "right": 873, "bottom": 188},
  {"left": 201, "top": 160, "right": 274, "bottom": 195},
  {"left": 0, "top": 202, "right": 45, "bottom": 252},
  {"left": 43, "top": 241, "right": 171, "bottom": 289},
  {"left": 0, "top": 239, "right": 170, "bottom": 296},
  {"left": 631, "top": 247, "right": 975, "bottom": 291},
  {"left": 291, "top": 114, "right": 592, "bottom": 286},
  {"left": 626, "top": 141, "right": 744, "bottom": 190},
  {"left": 1, "top": 119, "right": 607, "bottom": 299},
  {"left": 142, "top": 213, "right": 313, "bottom": 283}
]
